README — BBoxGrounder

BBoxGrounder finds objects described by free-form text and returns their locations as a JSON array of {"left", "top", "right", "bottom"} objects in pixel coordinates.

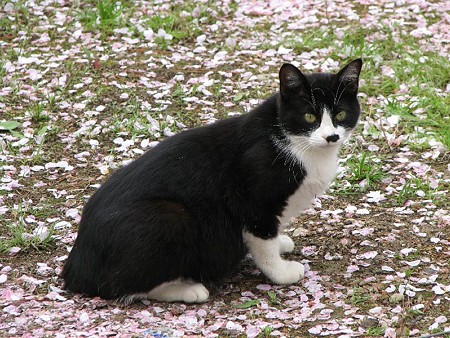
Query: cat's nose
[{"left": 325, "top": 134, "right": 340, "bottom": 143}]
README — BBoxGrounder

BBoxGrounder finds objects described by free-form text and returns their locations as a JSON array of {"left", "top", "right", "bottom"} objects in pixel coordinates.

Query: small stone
[
  {"left": 389, "top": 293, "right": 404, "bottom": 304},
  {"left": 170, "top": 305, "right": 185, "bottom": 315},
  {"left": 410, "top": 202, "right": 422, "bottom": 210},
  {"left": 361, "top": 316, "right": 379, "bottom": 328},
  {"left": 424, "top": 267, "right": 438, "bottom": 275},
  {"left": 292, "top": 227, "right": 310, "bottom": 237}
]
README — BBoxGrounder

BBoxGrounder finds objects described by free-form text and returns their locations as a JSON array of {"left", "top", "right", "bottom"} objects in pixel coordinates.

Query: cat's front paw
[
  {"left": 269, "top": 261, "right": 304, "bottom": 285},
  {"left": 278, "top": 234, "right": 295, "bottom": 254},
  {"left": 182, "top": 283, "right": 210, "bottom": 303}
]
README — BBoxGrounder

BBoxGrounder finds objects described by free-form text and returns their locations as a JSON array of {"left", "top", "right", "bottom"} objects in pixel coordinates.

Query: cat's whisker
[
  {"left": 302, "top": 98, "right": 316, "bottom": 112},
  {"left": 312, "top": 87, "right": 326, "bottom": 99},
  {"left": 324, "top": 86, "right": 337, "bottom": 105},
  {"left": 335, "top": 78, "right": 344, "bottom": 105},
  {"left": 310, "top": 87, "right": 317, "bottom": 107},
  {"left": 335, "top": 79, "right": 354, "bottom": 106}
]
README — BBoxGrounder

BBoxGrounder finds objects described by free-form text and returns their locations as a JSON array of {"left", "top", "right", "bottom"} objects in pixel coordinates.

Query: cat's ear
[
  {"left": 335, "top": 58, "right": 362, "bottom": 96},
  {"left": 279, "top": 64, "right": 309, "bottom": 98}
]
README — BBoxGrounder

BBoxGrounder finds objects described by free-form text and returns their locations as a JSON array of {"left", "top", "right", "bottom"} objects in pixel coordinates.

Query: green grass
[
  {"left": 407, "top": 308, "right": 424, "bottom": 317},
  {"left": 140, "top": 0, "right": 221, "bottom": 50},
  {"left": 350, "top": 288, "right": 372, "bottom": 308},
  {"left": 261, "top": 326, "right": 274, "bottom": 337},
  {"left": 30, "top": 102, "right": 50, "bottom": 124},
  {"left": 77, "top": 0, "right": 129, "bottom": 37},
  {"left": 105, "top": 100, "right": 183, "bottom": 140},
  {"left": 267, "top": 291, "right": 280, "bottom": 306},
  {"left": 335, "top": 151, "right": 385, "bottom": 194},
  {"left": 0, "top": 204, "right": 56, "bottom": 254},
  {"left": 98, "top": 0, "right": 124, "bottom": 26},
  {"left": 379, "top": 48, "right": 450, "bottom": 148},
  {"left": 366, "top": 326, "right": 386, "bottom": 336},
  {"left": 144, "top": 10, "right": 203, "bottom": 49},
  {"left": 30, "top": 125, "right": 50, "bottom": 163},
  {"left": 395, "top": 177, "right": 441, "bottom": 206}
]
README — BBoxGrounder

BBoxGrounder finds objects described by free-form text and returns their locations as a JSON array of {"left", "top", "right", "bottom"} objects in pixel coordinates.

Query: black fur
[{"left": 62, "top": 59, "right": 362, "bottom": 300}]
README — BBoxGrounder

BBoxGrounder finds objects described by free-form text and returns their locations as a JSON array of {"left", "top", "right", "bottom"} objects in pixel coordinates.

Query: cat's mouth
[
  {"left": 306, "top": 143, "right": 340, "bottom": 152},
  {"left": 311, "top": 138, "right": 343, "bottom": 149},
  {"left": 311, "top": 130, "right": 353, "bottom": 150}
]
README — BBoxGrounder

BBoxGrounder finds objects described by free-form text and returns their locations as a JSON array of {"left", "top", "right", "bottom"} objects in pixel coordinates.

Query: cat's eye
[
  {"left": 335, "top": 111, "right": 347, "bottom": 121},
  {"left": 304, "top": 113, "right": 316, "bottom": 123}
]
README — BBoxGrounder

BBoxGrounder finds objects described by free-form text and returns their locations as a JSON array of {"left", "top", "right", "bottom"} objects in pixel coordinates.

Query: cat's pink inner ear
[{"left": 279, "top": 64, "right": 308, "bottom": 97}]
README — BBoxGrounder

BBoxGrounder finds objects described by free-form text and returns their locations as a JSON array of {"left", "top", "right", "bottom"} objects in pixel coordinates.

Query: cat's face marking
[
  {"left": 278, "top": 59, "right": 362, "bottom": 151},
  {"left": 309, "top": 106, "right": 342, "bottom": 147}
]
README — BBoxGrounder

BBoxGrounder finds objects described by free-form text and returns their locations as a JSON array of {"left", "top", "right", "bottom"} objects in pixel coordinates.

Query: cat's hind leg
[
  {"left": 125, "top": 279, "right": 209, "bottom": 304},
  {"left": 243, "top": 232, "right": 304, "bottom": 285}
]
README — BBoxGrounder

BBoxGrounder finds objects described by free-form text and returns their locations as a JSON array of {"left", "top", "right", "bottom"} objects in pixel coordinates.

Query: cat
[{"left": 62, "top": 59, "right": 362, "bottom": 304}]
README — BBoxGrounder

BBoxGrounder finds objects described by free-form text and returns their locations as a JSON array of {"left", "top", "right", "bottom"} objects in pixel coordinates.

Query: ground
[{"left": 1, "top": 0, "right": 450, "bottom": 337}]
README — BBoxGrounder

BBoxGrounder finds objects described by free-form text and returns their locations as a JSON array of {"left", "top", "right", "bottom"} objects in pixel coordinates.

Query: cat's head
[{"left": 277, "top": 59, "right": 362, "bottom": 150}]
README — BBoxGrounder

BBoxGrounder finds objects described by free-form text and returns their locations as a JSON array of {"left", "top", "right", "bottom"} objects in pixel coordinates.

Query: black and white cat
[{"left": 62, "top": 59, "right": 362, "bottom": 303}]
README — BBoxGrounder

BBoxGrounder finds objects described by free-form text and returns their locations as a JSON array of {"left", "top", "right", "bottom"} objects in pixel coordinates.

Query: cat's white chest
[{"left": 277, "top": 148, "right": 338, "bottom": 226}]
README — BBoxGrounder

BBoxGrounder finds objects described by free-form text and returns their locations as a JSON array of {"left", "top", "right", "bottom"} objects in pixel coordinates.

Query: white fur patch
[
  {"left": 278, "top": 234, "right": 295, "bottom": 254},
  {"left": 278, "top": 129, "right": 343, "bottom": 226},
  {"left": 126, "top": 279, "right": 209, "bottom": 304},
  {"left": 308, "top": 106, "right": 347, "bottom": 147},
  {"left": 243, "top": 232, "right": 304, "bottom": 284}
]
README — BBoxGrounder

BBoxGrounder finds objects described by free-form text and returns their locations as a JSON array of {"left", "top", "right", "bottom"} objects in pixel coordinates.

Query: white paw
[
  {"left": 278, "top": 234, "right": 295, "bottom": 254},
  {"left": 268, "top": 261, "right": 304, "bottom": 285},
  {"left": 182, "top": 283, "right": 210, "bottom": 303},
  {"left": 147, "top": 280, "right": 209, "bottom": 303}
]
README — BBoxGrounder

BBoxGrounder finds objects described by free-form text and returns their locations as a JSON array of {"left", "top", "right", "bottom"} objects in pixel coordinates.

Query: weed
[
  {"left": 0, "top": 120, "right": 24, "bottom": 139},
  {"left": 0, "top": 204, "right": 55, "bottom": 254},
  {"left": 340, "top": 27, "right": 371, "bottom": 57},
  {"left": 77, "top": 0, "right": 128, "bottom": 37},
  {"left": 261, "top": 326, "right": 273, "bottom": 337},
  {"left": 0, "top": 17, "right": 16, "bottom": 35},
  {"left": 145, "top": 13, "right": 200, "bottom": 47},
  {"left": 281, "top": 29, "right": 336, "bottom": 54},
  {"left": 396, "top": 180, "right": 416, "bottom": 205},
  {"left": 30, "top": 102, "right": 50, "bottom": 124},
  {"left": 144, "top": 3, "right": 213, "bottom": 48},
  {"left": 0, "top": 121, "right": 21, "bottom": 132},
  {"left": 233, "top": 93, "right": 245, "bottom": 102},
  {"left": 31, "top": 125, "right": 49, "bottom": 162},
  {"left": 46, "top": 95, "right": 57, "bottom": 112},
  {"left": 407, "top": 308, "right": 424, "bottom": 317},
  {"left": 439, "top": 128, "right": 450, "bottom": 149},
  {"left": 83, "top": 47, "right": 94, "bottom": 64},
  {"left": 337, "top": 152, "right": 385, "bottom": 194},
  {"left": 98, "top": 0, "right": 124, "bottom": 28},
  {"left": 404, "top": 269, "right": 413, "bottom": 278},
  {"left": 171, "top": 83, "right": 185, "bottom": 99},
  {"left": 233, "top": 299, "right": 260, "bottom": 309},
  {"left": 395, "top": 177, "right": 439, "bottom": 206},
  {"left": 78, "top": 6, "right": 99, "bottom": 31},
  {"left": 381, "top": 49, "right": 450, "bottom": 147},
  {"left": 267, "top": 291, "right": 280, "bottom": 306},
  {"left": 366, "top": 326, "right": 386, "bottom": 336},
  {"left": 350, "top": 288, "right": 372, "bottom": 307}
]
